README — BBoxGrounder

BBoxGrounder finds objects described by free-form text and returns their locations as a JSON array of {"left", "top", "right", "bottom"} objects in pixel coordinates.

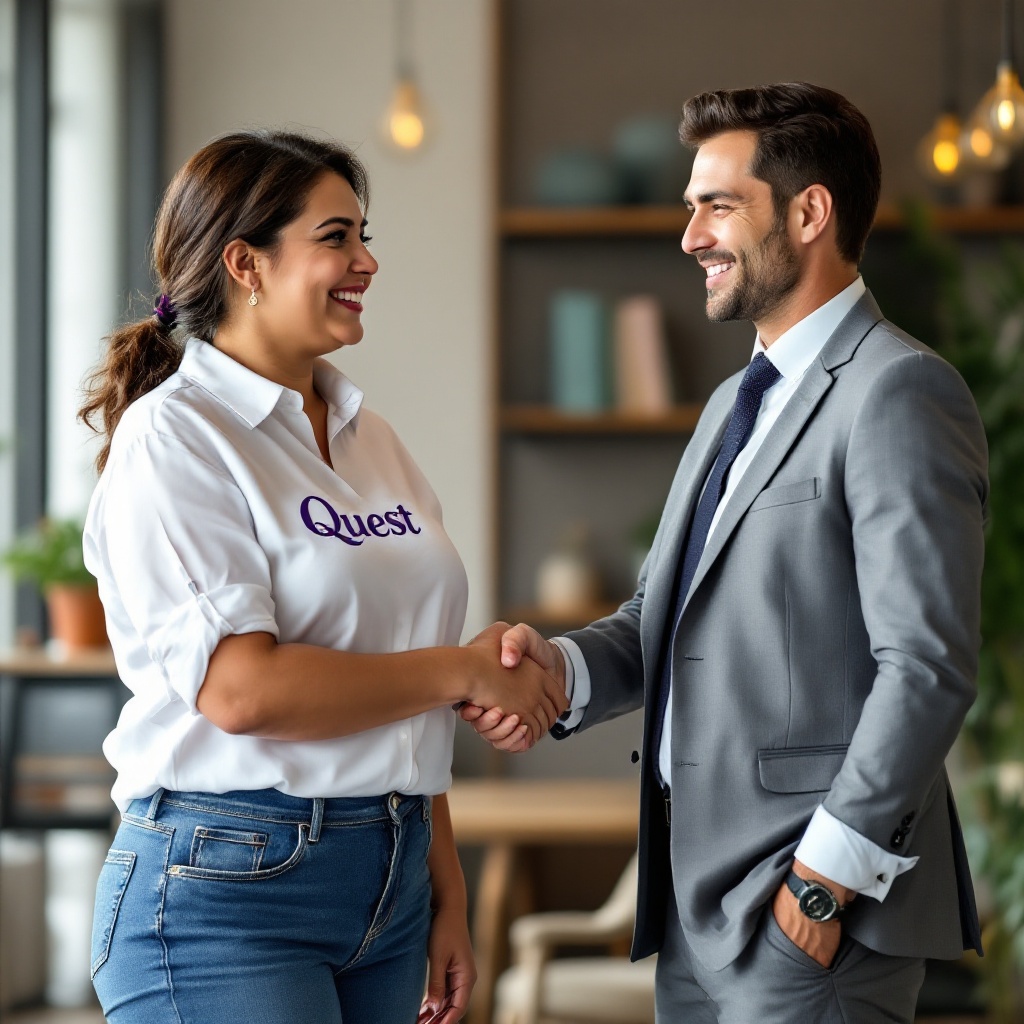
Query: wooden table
[
  {"left": 447, "top": 778, "right": 640, "bottom": 1024},
  {"left": 0, "top": 647, "right": 120, "bottom": 829}
]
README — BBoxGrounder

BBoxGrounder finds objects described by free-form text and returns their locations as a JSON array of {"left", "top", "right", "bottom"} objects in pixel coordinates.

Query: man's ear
[
  {"left": 792, "top": 184, "right": 834, "bottom": 246},
  {"left": 222, "top": 238, "right": 260, "bottom": 293}
]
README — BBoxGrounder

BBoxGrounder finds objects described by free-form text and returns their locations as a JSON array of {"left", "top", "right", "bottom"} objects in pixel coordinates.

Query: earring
[{"left": 248, "top": 286, "right": 258, "bottom": 307}]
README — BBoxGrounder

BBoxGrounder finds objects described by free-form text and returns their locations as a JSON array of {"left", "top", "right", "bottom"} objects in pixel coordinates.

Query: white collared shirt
[
  {"left": 556, "top": 277, "right": 917, "bottom": 900},
  {"left": 84, "top": 338, "right": 468, "bottom": 812}
]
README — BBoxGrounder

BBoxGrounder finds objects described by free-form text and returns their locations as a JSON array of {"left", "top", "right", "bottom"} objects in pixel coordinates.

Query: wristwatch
[{"left": 785, "top": 870, "right": 844, "bottom": 922}]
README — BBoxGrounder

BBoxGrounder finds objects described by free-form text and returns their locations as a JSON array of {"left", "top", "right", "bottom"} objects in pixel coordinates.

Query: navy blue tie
[{"left": 650, "top": 353, "right": 781, "bottom": 786}]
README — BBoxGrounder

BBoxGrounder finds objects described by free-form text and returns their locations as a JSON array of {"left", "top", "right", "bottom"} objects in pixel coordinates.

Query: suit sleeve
[{"left": 822, "top": 348, "right": 987, "bottom": 852}]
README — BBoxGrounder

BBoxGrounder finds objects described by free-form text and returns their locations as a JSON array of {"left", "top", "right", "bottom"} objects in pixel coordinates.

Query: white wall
[{"left": 165, "top": 0, "right": 495, "bottom": 638}]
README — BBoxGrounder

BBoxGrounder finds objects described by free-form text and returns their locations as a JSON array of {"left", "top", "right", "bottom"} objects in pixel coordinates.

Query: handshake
[{"left": 456, "top": 622, "right": 569, "bottom": 752}]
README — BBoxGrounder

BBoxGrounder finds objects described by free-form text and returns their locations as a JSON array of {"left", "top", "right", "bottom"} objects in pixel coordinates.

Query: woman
[{"left": 80, "top": 129, "right": 566, "bottom": 1024}]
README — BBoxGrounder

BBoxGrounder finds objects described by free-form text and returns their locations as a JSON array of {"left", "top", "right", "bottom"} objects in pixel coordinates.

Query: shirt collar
[
  {"left": 754, "top": 276, "right": 866, "bottom": 380},
  {"left": 178, "top": 338, "right": 364, "bottom": 430}
]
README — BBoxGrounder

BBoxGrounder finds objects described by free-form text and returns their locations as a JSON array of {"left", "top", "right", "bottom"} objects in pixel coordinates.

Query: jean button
[{"left": 390, "top": 794, "right": 401, "bottom": 810}]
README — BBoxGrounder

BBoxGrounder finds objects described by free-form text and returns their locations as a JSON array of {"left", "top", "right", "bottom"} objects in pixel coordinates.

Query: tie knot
[{"left": 739, "top": 352, "right": 781, "bottom": 398}]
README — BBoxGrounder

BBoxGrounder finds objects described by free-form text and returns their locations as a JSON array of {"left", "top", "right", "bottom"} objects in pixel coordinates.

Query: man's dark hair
[{"left": 679, "top": 83, "right": 881, "bottom": 264}]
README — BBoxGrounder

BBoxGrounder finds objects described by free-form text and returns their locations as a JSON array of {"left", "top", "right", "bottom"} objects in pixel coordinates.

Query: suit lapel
[{"left": 679, "top": 291, "right": 884, "bottom": 614}]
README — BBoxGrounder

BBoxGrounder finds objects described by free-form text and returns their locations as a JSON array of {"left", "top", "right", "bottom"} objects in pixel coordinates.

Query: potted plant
[
  {"left": 900, "top": 208, "right": 1024, "bottom": 1021},
  {"left": 1, "top": 518, "right": 107, "bottom": 650}
]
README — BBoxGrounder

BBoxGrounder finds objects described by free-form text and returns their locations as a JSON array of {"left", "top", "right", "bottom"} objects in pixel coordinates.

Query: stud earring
[{"left": 248, "top": 286, "right": 258, "bottom": 307}]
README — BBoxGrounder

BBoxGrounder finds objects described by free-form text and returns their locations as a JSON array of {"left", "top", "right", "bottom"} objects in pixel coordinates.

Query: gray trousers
[{"left": 655, "top": 895, "right": 926, "bottom": 1024}]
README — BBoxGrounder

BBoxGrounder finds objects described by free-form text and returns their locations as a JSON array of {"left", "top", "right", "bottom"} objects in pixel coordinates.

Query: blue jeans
[{"left": 91, "top": 788, "right": 433, "bottom": 1023}]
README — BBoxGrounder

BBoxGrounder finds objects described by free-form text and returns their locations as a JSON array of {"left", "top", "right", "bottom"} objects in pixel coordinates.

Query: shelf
[
  {"left": 501, "top": 405, "right": 703, "bottom": 434},
  {"left": 500, "top": 203, "right": 1024, "bottom": 237},
  {"left": 502, "top": 603, "right": 624, "bottom": 628},
  {"left": 0, "top": 645, "right": 117, "bottom": 677}
]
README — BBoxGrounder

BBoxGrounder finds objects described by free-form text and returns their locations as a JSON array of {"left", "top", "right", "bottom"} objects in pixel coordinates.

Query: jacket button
[
  {"left": 630, "top": 750, "right": 640, "bottom": 764},
  {"left": 890, "top": 829, "right": 905, "bottom": 849},
  {"left": 901, "top": 812, "right": 915, "bottom": 827}
]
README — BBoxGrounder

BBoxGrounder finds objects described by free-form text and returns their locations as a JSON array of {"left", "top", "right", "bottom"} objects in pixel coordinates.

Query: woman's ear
[{"left": 222, "top": 238, "right": 260, "bottom": 292}]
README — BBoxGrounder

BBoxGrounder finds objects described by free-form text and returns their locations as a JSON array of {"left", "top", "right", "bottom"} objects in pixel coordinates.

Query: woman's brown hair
[{"left": 79, "top": 129, "right": 369, "bottom": 472}]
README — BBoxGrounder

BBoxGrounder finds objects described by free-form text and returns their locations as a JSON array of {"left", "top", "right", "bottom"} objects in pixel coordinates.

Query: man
[{"left": 464, "top": 83, "right": 987, "bottom": 1023}]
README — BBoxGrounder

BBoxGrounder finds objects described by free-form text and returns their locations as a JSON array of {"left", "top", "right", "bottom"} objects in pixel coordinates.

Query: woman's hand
[
  {"left": 422, "top": 795, "right": 476, "bottom": 1023},
  {"left": 460, "top": 623, "right": 568, "bottom": 742},
  {"left": 419, "top": 902, "right": 476, "bottom": 1024}
]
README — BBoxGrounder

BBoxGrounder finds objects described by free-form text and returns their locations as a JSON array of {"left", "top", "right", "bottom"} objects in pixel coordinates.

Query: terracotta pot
[{"left": 45, "top": 584, "right": 108, "bottom": 650}]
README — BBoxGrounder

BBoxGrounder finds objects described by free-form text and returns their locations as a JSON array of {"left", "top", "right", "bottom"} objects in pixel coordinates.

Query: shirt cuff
[
  {"left": 550, "top": 636, "right": 590, "bottom": 731},
  {"left": 794, "top": 805, "right": 918, "bottom": 902}
]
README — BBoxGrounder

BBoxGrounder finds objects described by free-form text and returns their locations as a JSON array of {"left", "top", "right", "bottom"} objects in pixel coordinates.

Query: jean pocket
[
  {"left": 189, "top": 827, "right": 267, "bottom": 872},
  {"left": 167, "top": 822, "right": 308, "bottom": 882},
  {"left": 91, "top": 850, "right": 136, "bottom": 979}
]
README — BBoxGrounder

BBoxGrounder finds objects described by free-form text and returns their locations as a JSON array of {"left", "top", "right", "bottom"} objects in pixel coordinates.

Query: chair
[{"left": 493, "top": 852, "right": 656, "bottom": 1024}]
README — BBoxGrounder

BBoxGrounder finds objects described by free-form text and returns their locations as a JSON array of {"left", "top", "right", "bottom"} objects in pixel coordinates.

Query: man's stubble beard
[{"left": 706, "top": 217, "right": 801, "bottom": 325}]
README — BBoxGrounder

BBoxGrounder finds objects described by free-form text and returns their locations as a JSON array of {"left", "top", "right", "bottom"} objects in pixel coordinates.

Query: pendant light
[
  {"left": 382, "top": 0, "right": 430, "bottom": 153},
  {"left": 918, "top": 0, "right": 964, "bottom": 181},
  {"left": 969, "top": 0, "right": 1024, "bottom": 146}
]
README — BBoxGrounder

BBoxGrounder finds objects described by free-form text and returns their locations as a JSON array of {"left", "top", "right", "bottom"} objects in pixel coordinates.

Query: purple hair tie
[{"left": 153, "top": 294, "right": 177, "bottom": 329}]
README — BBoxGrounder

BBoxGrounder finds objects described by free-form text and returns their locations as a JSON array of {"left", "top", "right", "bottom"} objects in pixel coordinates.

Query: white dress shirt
[
  {"left": 556, "top": 277, "right": 917, "bottom": 900},
  {"left": 84, "top": 338, "right": 468, "bottom": 812}
]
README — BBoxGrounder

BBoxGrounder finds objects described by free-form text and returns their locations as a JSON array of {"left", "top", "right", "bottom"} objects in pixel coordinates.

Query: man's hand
[
  {"left": 459, "top": 623, "right": 568, "bottom": 744},
  {"left": 771, "top": 859, "right": 855, "bottom": 968},
  {"left": 459, "top": 623, "right": 567, "bottom": 752}
]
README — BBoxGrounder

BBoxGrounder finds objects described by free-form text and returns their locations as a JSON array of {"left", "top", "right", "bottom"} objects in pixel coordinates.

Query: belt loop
[
  {"left": 145, "top": 788, "right": 164, "bottom": 820},
  {"left": 309, "top": 798, "right": 324, "bottom": 843}
]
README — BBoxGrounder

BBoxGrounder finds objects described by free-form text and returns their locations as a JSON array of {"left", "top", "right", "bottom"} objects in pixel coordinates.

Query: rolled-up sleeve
[{"left": 98, "top": 432, "right": 279, "bottom": 712}]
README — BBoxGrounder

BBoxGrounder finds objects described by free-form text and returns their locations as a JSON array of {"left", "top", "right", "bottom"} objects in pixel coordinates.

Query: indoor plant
[
  {"left": 1, "top": 518, "right": 107, "bottom": 650},
  {"left": 902, "top": 208, "right": 1024, "bottom": 1021}
]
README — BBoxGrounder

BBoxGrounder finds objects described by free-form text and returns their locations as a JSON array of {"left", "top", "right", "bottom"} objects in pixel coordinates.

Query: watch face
[{"left": 799, "top": 885, "right": 838, "bottom": 922}]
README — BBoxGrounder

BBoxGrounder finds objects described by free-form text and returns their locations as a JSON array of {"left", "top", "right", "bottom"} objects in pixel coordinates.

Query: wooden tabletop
[
  {"left": 447, "top": 777, "right": 640, "bottom": 844},
  {"left": 0, "top": 646, "right": 118, "bottom": 677}
]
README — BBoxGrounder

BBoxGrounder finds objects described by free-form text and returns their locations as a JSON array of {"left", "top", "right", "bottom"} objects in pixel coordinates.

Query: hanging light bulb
[
  {"left": 968, "top": 0, "right": 1024, "bottom": 147},
  {"left": 917, "top": 0, "right": 964, "bottom": 182},
  {"left": 387, "top": 79, "right": 427, "bottom": 150},
  {"left": 381, "top": 0, "right": 431, "bottom": 154},
  {"left": 960, "top": 114, "right": 1013, "bottom": 171},
  {"left": 972, "top": 61, "right": 1024, "bottom": 144},
  {"left": 918, "top": 112, "right": 964, "bottom": 180}
]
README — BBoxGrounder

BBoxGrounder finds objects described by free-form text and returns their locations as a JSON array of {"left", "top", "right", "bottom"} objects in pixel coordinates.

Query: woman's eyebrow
[{"left": 313, "top": 216, "right": 369, "bottom": 230}]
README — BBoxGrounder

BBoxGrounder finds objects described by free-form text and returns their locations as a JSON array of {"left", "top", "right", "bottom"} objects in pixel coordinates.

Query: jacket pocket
[
  {"left": 91, "top": 850, "right": 136, "bottom": 978},
  {"left": 757, "top": 744, "right": 849, "bottom": 793},
  {"left": 749, "top": 477, "right": 820, "bottom": 512}
]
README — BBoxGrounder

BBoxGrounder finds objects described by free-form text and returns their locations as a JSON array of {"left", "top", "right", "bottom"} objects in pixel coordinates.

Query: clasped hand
[{"left": 460, "top": 622, "right": 561, "bottom": 751}]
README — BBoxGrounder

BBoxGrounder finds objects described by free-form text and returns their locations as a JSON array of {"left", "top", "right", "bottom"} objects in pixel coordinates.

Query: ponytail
[{"left": 79, "top": 315, "right": 183, "bottom": 473}]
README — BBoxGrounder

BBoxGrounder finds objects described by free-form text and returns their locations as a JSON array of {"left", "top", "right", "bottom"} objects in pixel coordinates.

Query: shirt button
[{"left": 399, "top": 730, "right": 409, "bottom": 742}]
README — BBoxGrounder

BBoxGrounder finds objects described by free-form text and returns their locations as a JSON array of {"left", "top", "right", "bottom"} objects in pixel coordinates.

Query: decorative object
[
  {"left": 549, "top": 290, "right": 610, "bottom": 412},
  {"left": 2, "top": 518, "right": 107, "bottom": 650},
  {"left": 382, "top": 0, "right": 430, "bottom": 153},
  {"left": 536, "top": 522, "right": 601, "bottom": 615},
  {"left": 613, "top": 112, "right": 692, "bottom": 204},
  {"left": 613, "top": 295, "right": 673, "bottom": 414},
  {"left": 904, "top": 206, "right": 1024, "bottom": 1021},
  {"left": 918, "top": 0, "right": 1017, "bottom": 185},
  {"left": 534, "top": 148, "right": 622, "bottom": 207},
  {"left": 969, "top": 0, "right": 1024, "bottom": 148}
]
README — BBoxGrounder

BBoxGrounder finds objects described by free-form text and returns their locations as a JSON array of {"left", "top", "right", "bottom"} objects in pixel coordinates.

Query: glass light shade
[
  {"left": 971, "top": 61, "right": 1024, "bottom": 145},
  {"left": 916, "top": 112, "right": 964, "bottom": 181},
  {"left": 384, "top": 78, "right": 428, "bottom": 152},
  {"left": 960, "top": 116, "right": 1013, "bottom": 171}
]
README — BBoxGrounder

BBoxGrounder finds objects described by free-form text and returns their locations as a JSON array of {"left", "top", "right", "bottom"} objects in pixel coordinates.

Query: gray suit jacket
[{"left": 559, "top": 291, "right": 988, "bottom": 972}]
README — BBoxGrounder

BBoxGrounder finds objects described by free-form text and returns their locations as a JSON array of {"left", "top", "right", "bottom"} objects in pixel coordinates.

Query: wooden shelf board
[
  {"left": 500, "top": 203, "right": 1024, "bottom": 237},
  {"left": 503, "top": 603, "right": 624, "bottom": 628},
  {"left": 0, "top": 645, "right": 117, "bottom": 677},
  {"left": 501, "top": 405, "right": 702, "bottom": 434}
]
